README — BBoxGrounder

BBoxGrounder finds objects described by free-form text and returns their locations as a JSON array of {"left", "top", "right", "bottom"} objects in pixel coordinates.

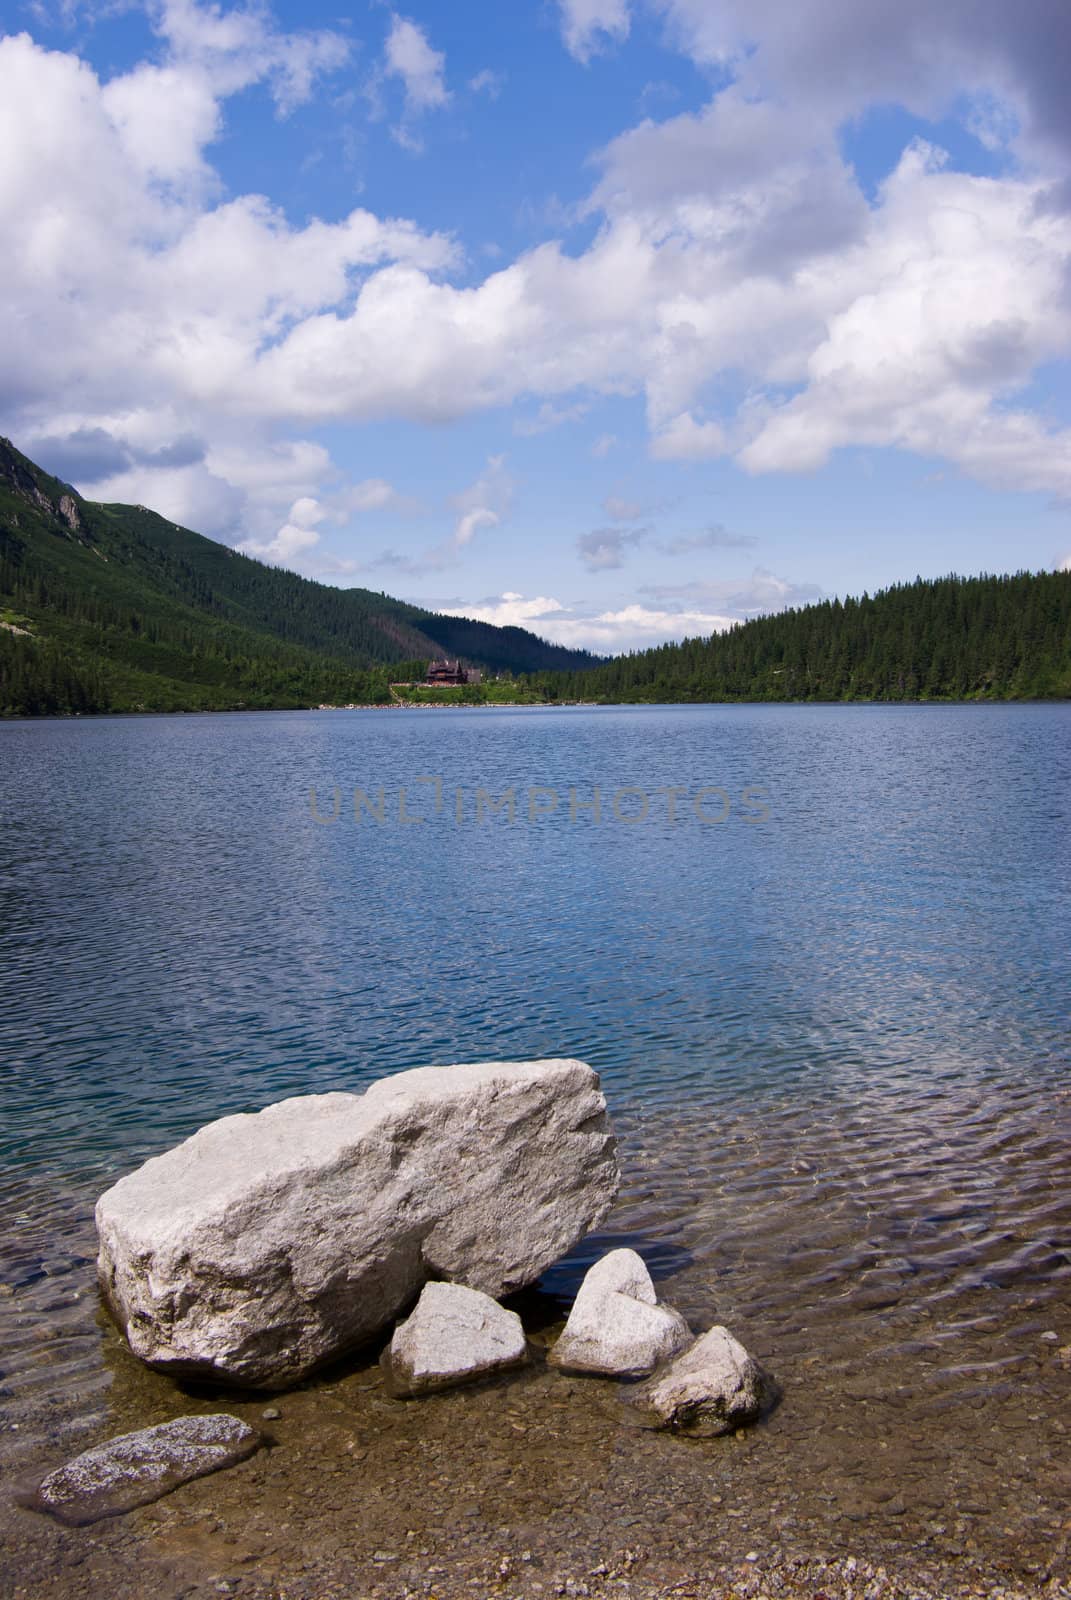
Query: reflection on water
[{"left": 0, "top": 704, "right": 1069, "bottom": 1585}]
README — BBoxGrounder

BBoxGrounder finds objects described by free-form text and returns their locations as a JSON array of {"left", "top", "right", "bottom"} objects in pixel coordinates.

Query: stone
[
  {"left": 548, "top": 1248, "right": 692, "bottom": 1378},
  {"left": 96, "top": 1059, "right": 618, "bottom": 1388},
  {"left": 633, "top": 1325, "right": 768, "bottom": 1435},
  {"left": 57, "top": 493, "right": 82, "bottom": 533},
  {"left": 383, "top": 1281, "right": 528, "bottom": 1396},
  {"left": 26, "top": 1415, "right": 261, "bottom": 1526}
]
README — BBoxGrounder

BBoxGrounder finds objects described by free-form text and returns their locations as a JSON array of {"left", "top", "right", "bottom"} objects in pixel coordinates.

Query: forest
[
  {"left": 3, "top": 437, "right": 1069, "bottom": 714},
  {"left": 524, "top": 571, "right": 1071, "bottom": 705},
  {"left": 0, "top": 438, "right": 596, "bottom": 716}
]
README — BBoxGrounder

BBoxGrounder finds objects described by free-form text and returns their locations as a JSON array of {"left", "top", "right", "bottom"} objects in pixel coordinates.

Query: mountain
[
  {"left": 0, "top": 438, "right": 599, "bottom": 715},
  {"left": 524, "top": 569, "right": 1071, "bottom": 703}
]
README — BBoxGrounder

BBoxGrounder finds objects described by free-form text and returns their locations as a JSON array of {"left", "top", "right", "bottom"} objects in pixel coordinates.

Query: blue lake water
[
  {"left": 1, "top": 704, "right": 1070, "bottom": 1589},
  {"left": 1, "top": 703, "right": 1068, "bottom": 1186}
]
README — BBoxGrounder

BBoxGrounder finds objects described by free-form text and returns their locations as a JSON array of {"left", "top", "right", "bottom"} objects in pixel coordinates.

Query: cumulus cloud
[
  {"left": 236, "top": 474, "right": 409, "bottom": 568},
  {"left": 577, "top": 525, "right": 649, "bottom": 571},
  {"left": 152, "top": 0, "right": 350, "bottom": 119},
  {"left": 438, "top": 591, "right": 737, "bottom": 651},
  {"left": 653, "top": 0, "right": 1071, "bottom": 174},
  {"left": 661, "top": 525, "right": 758, "bottom": 554},
  {"left": 0, "top": 18, "right": 455, "bottom": 553},
  {"left": 239, "top": 494, "right": 327, "bottom": 565},
  {"left": 7, "top": 0, "right": 1071, "bottom": 584},
  {"left": 639, "top": 568, "right": 824, "bottom": 614},
  {"left": 469, "top": 68, "right": 504, "bottom": 99},
  {"left": 384, "top": 13, "right": 448, "bottom": 110},
  {"left": 377, "top": 11, "right": 448, "bottom": 149},
  {"left": 603, "top": 493, "right": 644, "bottom": 521},
  {"left": 345, "top": 478, "right": 404, "bottom": 513},
  {"left": 451, "top": 455, "right": 514, "bottom": 548},
  {"left": 649, "top": 414, "right": 730, "bottom": 462},
  {"left": 558, "top": 0, "right": 631, "bottom": 63},
  {"left": 513, "top": 400, "right": 589, "bottom": 436},
  {"left": 437, "top": 564, "right": 817, "bottom": 652}
]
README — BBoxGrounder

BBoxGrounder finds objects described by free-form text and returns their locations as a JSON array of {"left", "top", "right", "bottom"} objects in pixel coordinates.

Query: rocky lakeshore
[{"left": 1, "top": 1070, "right": 1068, "bottom": 1600}]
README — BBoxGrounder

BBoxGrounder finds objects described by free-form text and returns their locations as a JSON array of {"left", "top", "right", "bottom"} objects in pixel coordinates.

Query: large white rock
[
  {"left": 633, "top": 1325, "right": 767, "bottom": 1434},
  {"left": 383, "top": 1281, "right": 528, "bottom": 1396},
  {"left": 548, "top": 1247, "right": 692, "bottom": 1378},
  {"left": 27, "top": 1415, "right": 261, "bottom": 1526},
  {"left": 96, "top": 1060, "right": 618, "bottom": 1389}
]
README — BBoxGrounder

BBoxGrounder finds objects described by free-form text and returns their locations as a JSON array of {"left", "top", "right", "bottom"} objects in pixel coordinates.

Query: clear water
[
  {"left": 0, "top": 705, "right": 1069, "bottom": 1590},
  {"left": 1, "top": 704, "right": 1068, "bottom": 1182}
]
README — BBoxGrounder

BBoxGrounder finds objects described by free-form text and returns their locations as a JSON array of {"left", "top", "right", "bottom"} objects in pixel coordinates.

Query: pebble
[{"left": 261, "top": 1407, "right": 281, "bottom": 1421}]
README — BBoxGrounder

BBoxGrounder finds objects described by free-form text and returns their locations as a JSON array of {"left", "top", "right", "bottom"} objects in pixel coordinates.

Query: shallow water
[{"left": 1, "top": 704, "right": 1069, "bottom": 1594}]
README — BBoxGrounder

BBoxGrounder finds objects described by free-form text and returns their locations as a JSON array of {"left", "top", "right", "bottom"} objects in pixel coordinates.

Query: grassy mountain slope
[
  {"left": 0, "top": 438, "right": 598, "bottom": 715},
  {"left": 526, "top": 570, "right": 1071, "bottom": 703}
]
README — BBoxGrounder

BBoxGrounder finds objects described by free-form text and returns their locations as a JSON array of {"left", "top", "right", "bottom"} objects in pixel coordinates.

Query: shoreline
[
  {"left": 3, "top": 1089, "right": 1068, "bottom": 1600},
  {"left": 3, "top": 696, "right": 1070, "bottom": 722}
]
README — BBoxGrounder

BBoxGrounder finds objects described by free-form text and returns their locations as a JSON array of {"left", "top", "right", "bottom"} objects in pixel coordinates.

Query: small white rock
[
  {"left": 634, "top": 1325, "right": 767, "bottom": 1435},
  {"left": 383, "top": 1281, "right": 528, "bottom": 1396},
  {"left": 548, "top": 1248, "right": 692, "bottom": 1379}
]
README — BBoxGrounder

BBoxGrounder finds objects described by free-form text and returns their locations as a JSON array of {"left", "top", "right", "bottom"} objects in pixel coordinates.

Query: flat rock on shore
[{"left": 27, "top": 1415, "right": 261, "bottom": 1525}]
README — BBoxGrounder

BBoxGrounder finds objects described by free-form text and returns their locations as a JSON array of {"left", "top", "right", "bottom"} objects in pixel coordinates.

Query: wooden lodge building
[{"left": 425, "top": 659, "right": 471, "bottom": 686}]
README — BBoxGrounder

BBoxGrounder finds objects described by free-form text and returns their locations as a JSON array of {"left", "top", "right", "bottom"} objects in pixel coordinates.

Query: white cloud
[
  {"left": 438, "top": 565, "right": 816, "bottom": 651},
  {"left": 577, "top": 525, "right": 648, "bottom": 571},
  {"left": 640, "top": 568, "right": 823, "bottom": 614},
  {"left": 450, "top": 455, "right": 514, "bottom": 548},
  {"left": 0, "top": 21, "right": 455, "bottom": 557},
  {"left": 603, "top": 493, "right": 644, "bottom": 520},
  {"left": 662, "top": 525, "right": 758, "bottom": 553},
  {"left": 649, "top": 0, "right": 1071, "bottom": 174},
  {"left": 469, "top": 68, "right": 504, "bottom": 99},
  {"left": 239, "top": 493, "right": 327, "bottom": 565},
  {"left": 445, "top": 594, "right": 738, "bottom": 652},
  {"left": 347, "top": 478, "right": 401, "bottom": 513},
  {"left": 384, "top": 13, "right": 448, "bottom": 112},
  {"left": 558, "top": 0, "right": 631, "bottom": 63},
  {"left": 513, "top": 400, "right": 589, "bottom": 436},
  {"left": 439, "top": 591, "right": 568, "bottom": 630},
  {"left": 8, "top": 0, "right": 1071, "bottom": 578},
  {"left": 649, "top": 414, "right": 729, "bottom": 461},
  {"left": 567, "top": 602, "right": 739, "bottom": 648},
  {"left": 153, "top": 0, "right": 350, "bottom": 116}
]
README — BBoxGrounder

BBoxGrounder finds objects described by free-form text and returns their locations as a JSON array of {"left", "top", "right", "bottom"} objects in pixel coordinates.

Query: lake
[{"left": 1, "top": 703, "right": 1069, "bottom": 1596}]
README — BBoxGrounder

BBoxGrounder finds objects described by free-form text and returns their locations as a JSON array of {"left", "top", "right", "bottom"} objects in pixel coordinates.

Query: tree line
[{"left": 522, "top": 571, "right": 1071, "bottom": 704}]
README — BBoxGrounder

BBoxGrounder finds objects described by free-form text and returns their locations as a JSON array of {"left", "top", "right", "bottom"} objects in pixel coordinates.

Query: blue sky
[{"left": 3, "top": 0, "right": 1071, "bottom": 650}]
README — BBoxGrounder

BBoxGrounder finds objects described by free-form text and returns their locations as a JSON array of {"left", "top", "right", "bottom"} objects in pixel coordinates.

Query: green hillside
[
  {"left": 0, "top": 438, "right": 598, "bottom": 716},
  {"left": 528, "top": 570, "right": 1071, "bottom": 704}
]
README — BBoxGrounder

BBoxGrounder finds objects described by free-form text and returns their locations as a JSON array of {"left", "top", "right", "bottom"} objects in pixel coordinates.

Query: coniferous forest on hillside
[
  {"left": 525, "top": 570, "right": 1071, "bottom": 705},
  {"left": 0, "top": 438, "right": 597, "bottom": 715},
  {"left": 1, "top": 437, "right": 1070, "bottom": 714}
]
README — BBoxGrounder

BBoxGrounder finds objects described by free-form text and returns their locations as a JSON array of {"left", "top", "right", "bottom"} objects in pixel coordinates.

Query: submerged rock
[
  {"left": 96, "top": 1060, "right": 618, "bottom": 1388},
  {"left": 27, "top": 1415, "right": 261, "bottom": 1525},
  {"left": 548, "top": 1248, "right": 692, "bottom": 1378},
  {"left": 383, "top": 1281, "right": 528, "bottom": 1396},
  {"left": 633, "top": 1325, "right": 767, "bottom": 1435}
]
